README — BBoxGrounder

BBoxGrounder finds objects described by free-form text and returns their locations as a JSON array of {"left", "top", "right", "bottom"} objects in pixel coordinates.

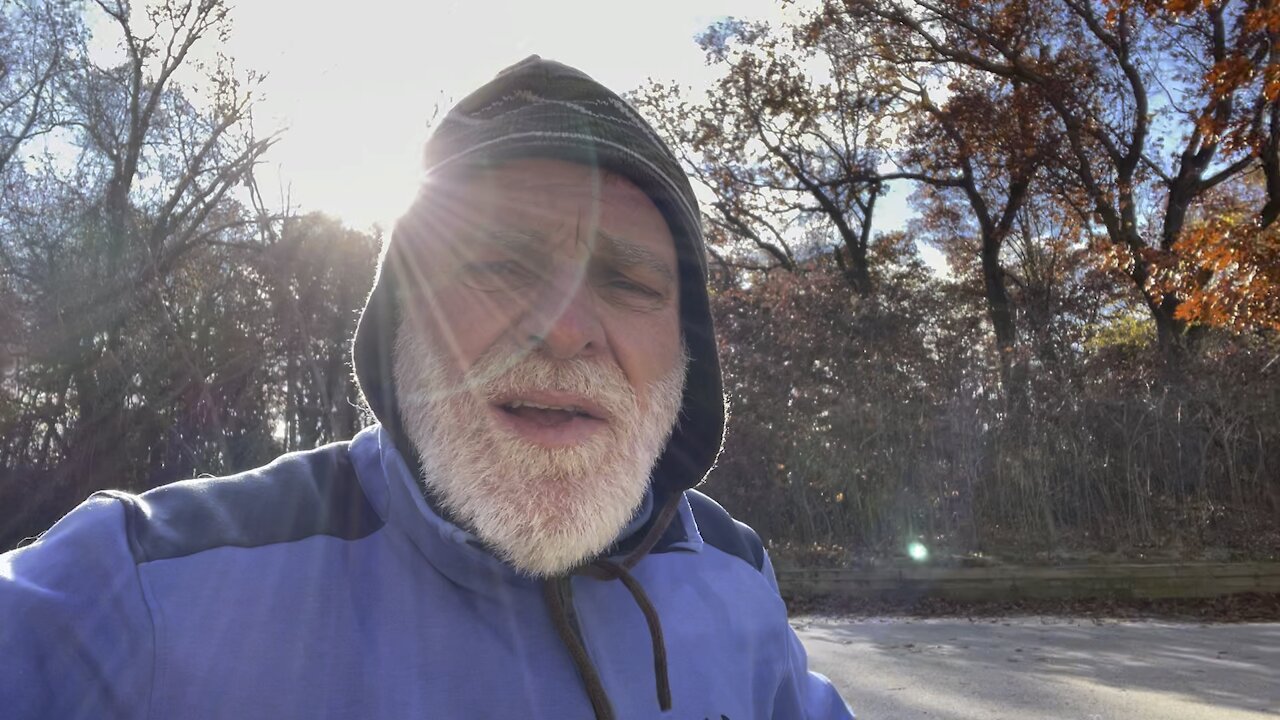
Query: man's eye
[
  {"left": 459, "top": 261, "right": 537, "bottom": 291},
  {"left": 607, "top": 277, "right": 659, "bottom": 297},
  {"left": 599, "top": 272, "right": 667, "bottom": 310}
]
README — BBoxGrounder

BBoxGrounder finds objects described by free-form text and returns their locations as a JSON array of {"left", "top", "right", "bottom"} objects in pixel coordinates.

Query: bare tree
[
  {"left": 637, "top": 19, "right": 888, "bottom": 295},
  {"left": 1, "top": 0, "right": 277, "bottom": 508}
]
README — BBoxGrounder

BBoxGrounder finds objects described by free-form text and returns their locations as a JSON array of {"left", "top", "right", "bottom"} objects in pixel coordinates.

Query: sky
[
  {"left": 88, "top": 0, "right": 922, "bottom": 259},
  {"left": 220, "top": 0, "right": 788, "bottom": 230}
]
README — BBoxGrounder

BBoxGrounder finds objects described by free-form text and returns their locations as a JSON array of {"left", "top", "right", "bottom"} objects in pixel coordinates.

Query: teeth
[{"left": 508, "top": 400, "right": 579, "bottom": 413}]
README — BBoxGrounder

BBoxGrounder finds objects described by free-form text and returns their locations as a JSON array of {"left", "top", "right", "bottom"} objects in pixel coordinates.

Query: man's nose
[{"left": 520, "top": 268, "right": 605, "bottom": 359}]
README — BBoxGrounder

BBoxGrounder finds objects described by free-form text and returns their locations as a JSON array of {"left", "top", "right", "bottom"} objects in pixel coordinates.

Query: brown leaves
[{"left": 1171, "top": 215, "right": 1280, "bottom": 332}]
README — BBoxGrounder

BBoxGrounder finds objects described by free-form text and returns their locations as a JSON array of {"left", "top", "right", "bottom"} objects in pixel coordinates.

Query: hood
[{"left": 350, "top": 56, "right": 725, "bottom": 498}]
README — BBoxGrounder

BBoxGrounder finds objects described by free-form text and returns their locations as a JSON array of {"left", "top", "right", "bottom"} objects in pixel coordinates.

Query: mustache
[{"left": 466, "top": 348, "right": 639, "bottom": 422}]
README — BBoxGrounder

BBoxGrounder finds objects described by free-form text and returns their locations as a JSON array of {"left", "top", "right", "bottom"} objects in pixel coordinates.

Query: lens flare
[{"left": 908, "top": 542, "right": 929, "bottom": 562}]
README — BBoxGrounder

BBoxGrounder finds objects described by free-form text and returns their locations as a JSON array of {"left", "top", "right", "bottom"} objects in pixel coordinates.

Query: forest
[{"left": 3, "top": 0, "right": 1278, "bottom": 563}]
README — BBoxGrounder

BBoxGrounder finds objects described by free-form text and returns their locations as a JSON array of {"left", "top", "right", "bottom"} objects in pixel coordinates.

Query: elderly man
[{"left": 0, "top": 57, "right": 853, "bottom": 719}]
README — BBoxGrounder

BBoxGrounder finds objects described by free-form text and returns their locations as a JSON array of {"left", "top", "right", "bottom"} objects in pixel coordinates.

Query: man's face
[{"left": 391, "top": 158, "right": 686, "bottom": 576}]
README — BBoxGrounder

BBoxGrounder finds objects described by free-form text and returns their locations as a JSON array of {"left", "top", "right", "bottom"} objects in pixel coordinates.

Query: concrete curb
[{"left": 774, "top": 562, "right": 1280, "bottom": 601}]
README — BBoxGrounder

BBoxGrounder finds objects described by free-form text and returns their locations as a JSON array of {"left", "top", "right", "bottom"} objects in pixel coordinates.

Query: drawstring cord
[
  {"left": 544, "top": 494, "right": 684, "bottom": 719},
  {"left": 543, "top": 577, "right": 615, "bottom": 720},
  {"left": 582, "top": 559, "right": 672, "bottom": 711}
]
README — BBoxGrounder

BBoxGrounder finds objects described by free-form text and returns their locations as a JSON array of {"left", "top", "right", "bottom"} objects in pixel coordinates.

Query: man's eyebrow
[{"left": 596, "top": 231, "right": 675, "bottom": 282}]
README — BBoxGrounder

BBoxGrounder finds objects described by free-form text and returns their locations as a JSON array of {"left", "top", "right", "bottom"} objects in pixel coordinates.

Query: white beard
[{"left": 392, "top": 318, "right": 687, "bottom": 577}]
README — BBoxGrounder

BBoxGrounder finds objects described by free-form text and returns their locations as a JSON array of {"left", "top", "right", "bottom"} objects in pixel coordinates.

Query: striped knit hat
[{"left": 352, "top": 56, "right": 725, "bottom": 497}]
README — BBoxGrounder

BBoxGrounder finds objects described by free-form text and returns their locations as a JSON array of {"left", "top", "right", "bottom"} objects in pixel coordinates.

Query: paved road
[{"left": 796, "top": 616, "right": 1280, "bottom": 719}]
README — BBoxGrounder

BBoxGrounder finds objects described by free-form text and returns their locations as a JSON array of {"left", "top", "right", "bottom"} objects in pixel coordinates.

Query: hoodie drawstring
[
  {"left": 544, "top": 493, "right": 683, "bottom": 718},
  {"left": 584, "top": 559, "right": 672, "bottom": 711},
  {"left": 543, "top": 577, "right": 615, "bottom": 719}
]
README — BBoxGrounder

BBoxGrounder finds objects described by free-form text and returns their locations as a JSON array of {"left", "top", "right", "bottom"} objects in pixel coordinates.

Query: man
[{"left": 0, "top": 56, "right": 853, "bottom": 719}]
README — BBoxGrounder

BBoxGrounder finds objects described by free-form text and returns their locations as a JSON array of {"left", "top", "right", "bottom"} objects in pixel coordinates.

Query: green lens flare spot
[{"left": 908, "top": 542, "right": 929, "bottom": 562}]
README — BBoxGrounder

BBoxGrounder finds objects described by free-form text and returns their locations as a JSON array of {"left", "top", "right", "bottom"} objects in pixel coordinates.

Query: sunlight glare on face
[{"left": 387, "top": 158, "right": 686, "bottom": 575}]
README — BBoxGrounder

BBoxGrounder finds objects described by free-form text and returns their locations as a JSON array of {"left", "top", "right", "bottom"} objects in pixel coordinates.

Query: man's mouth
[
  {"left": 490, "top": 392, "right": 609, "bottom": 446},
  {"left": 500, "top": 400, "right": 598, "bottom": 426}
]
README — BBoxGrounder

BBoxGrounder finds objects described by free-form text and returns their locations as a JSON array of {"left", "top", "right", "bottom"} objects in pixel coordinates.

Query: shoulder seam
[
  {"left": 127, "top": 443, "right": 384, "bottom": 562},
  {"left": 140, "top": 523, "right": 387, "bottom": 564},
  {"left": 685, "top": 489, "right": 766, "bottom": 573},
  {"left": 95, "top": 490, "right": 148, "bottom": 564},
  {"left": 91, "top": 491, "right": 159, "bottom": 719}
]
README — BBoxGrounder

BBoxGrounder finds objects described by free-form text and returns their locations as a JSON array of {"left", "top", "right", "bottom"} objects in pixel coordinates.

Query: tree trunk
[{"left": 981, "top": 238, "right": 1019, "bottom": 373}]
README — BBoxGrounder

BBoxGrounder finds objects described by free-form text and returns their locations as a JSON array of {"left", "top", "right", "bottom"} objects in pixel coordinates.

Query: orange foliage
[{"left": 1172, "top": 216, "right": 1280, "bottom": 332}]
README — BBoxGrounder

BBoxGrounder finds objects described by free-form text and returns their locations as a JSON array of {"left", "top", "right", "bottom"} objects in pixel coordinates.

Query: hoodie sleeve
[
  {"left": 762, "top": 552, "right": 856, "bottom": 720},
  {"left": 0, "top": 492, "right": 155, "bottom": 719}
]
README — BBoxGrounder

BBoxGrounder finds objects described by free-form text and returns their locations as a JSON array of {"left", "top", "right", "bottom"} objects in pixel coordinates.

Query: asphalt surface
[{"left": 796, "top": 616, "right": 1280, "bottom": 719}]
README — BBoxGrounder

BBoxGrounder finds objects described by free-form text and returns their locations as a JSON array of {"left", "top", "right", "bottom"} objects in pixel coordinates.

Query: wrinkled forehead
[
  {"left": 471, "top": 161, "right": 655, "bottom": 203},
  {"left": 410, "top": 158, "right": 678, "bottom": 259}
]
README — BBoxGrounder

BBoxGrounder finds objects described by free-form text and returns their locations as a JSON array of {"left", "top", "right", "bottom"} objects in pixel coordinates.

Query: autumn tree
[
  {"left": 640, "top": 9, "right": 1077, "bottom": 395},
  {"left": 808, "top": 11, "right": 1060, "bottom": 386},
  {"left": 835, "top": 0, "right": 1280, "bottom": 360},
  {"left": 897, "top": 79, "right": 1049, "bottom": 380},
  {"left": 641, "top": 1, "right": 1280, "bottom": 562},
  {"left": 636, "top": 19, "right": 889, "bottom": 295},
  {"left": 1154, "top": 0, "right": 1280, "bottom": 332},
  {"left": 1164, "top": 177, "right": 1280, "bottom": 331}
]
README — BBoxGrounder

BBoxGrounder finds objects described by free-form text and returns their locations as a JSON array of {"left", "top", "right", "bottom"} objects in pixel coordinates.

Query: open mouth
[
  {"left": 490, "top": 392, "right": 608, "bottom": 446},
  {"left": 499, "top": 400, "right": 599, "bottom": 426}
]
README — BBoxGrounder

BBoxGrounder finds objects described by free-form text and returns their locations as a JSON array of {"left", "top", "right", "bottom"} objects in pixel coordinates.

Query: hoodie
[{"left": 0, "top": 57, "right": 854, "bottom": 719}]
